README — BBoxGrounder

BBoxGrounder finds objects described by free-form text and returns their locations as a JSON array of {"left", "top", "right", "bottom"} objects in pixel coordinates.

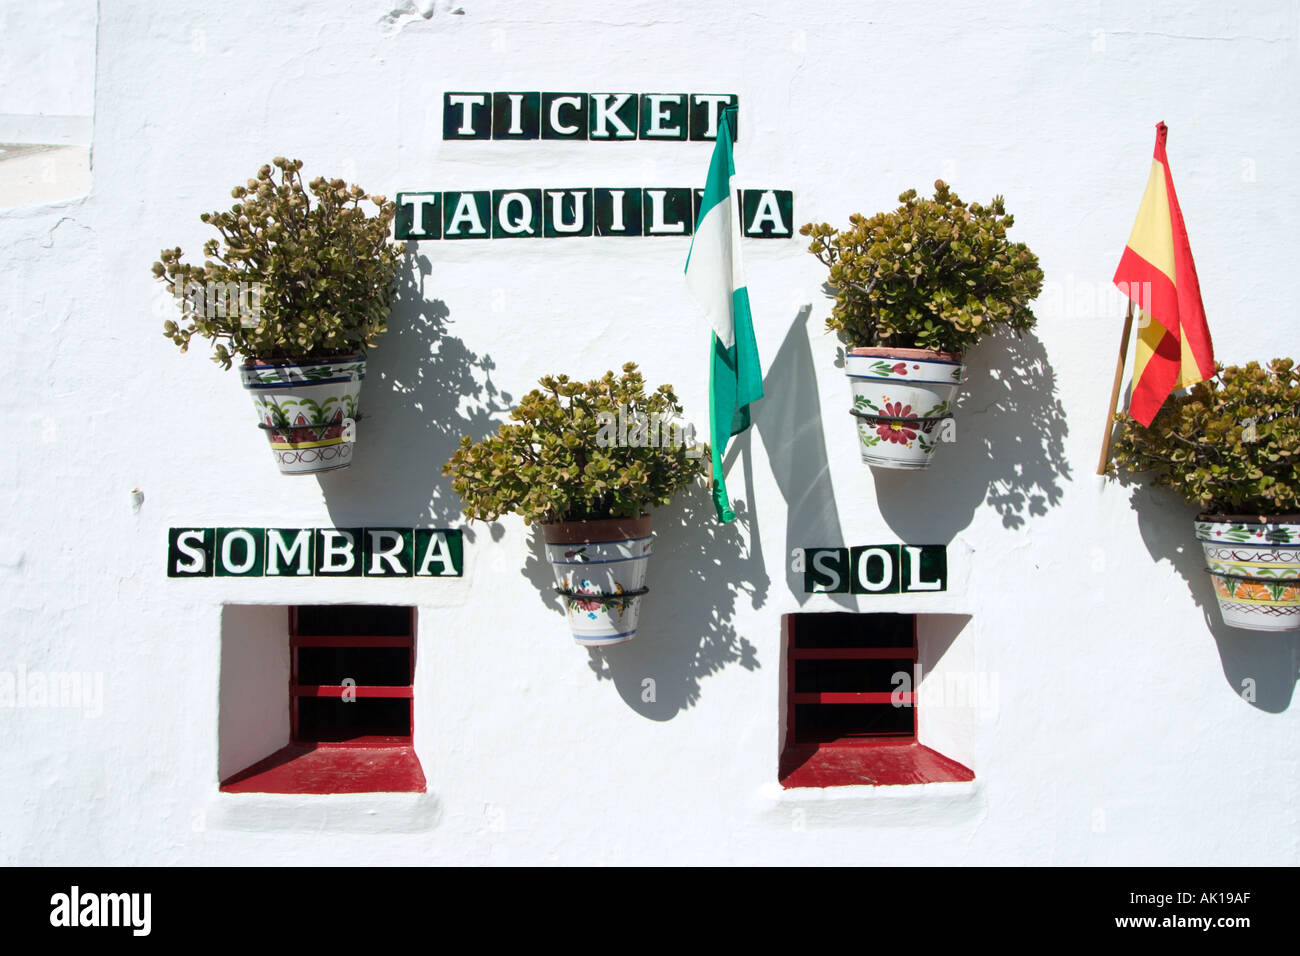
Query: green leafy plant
[
  {"left": 444, "top": 363, "right": 709, "bottom": 525},
  {"left": 1110, "top": 359, "right": 1300, "bottom": 514},
  {"left": 800, "top": 181, "right": 1044, "bottom": 354},
  {"left": 154, "top": 157, "right": 403, "bottom": 369}
]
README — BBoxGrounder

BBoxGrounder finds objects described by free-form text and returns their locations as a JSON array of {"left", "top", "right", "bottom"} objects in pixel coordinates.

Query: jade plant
[
  {"left": 444, "top": 363, "right": 708, "bottom": 525},
  {"left": 800, "top": 180, "right": 1044, "bottom": 354},
  {"left": 1110, "top": 359, "right": 1300, "bottom": 515},
  {"left": 153, "top": 157, "right": 403, "bottom": 369}
]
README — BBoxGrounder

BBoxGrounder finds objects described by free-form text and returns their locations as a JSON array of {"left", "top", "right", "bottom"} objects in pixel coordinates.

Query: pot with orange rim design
[{"left": 1195, "top": 514, "right": 1300, "bottom": 632}]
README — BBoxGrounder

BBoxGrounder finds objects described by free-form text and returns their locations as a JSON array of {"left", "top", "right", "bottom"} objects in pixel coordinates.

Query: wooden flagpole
[{"left": 1096, "top": 299, "right": 1135, "bottom": 475}]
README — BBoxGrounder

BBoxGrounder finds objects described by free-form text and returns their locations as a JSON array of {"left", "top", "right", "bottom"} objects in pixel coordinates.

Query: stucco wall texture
[{"left": 1, "top": 1, "right": 1297, "bottom": 865}]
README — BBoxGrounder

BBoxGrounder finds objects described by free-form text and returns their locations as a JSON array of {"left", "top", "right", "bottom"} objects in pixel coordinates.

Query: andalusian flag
[
  {"left": 1113, "top": 122, "right": 1215, "bottom": 427},
  {"left": 685, "top": 107, "right": 763, "bottom": 522}
]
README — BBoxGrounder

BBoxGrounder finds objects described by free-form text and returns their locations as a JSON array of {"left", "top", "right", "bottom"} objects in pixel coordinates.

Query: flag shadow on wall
[
  {"left": 1118, "top": 481, "right": 1299, "bottom": 712},
  {"left": 870, "top": 327, "right": 1070, "bottom": 543},
  {"left": 749, "top": 305, "right": 854, "bottom": 608},
  {"left": 520, "top": 485, "right": 766, "bottom": 719},
  {"left": 318, "top": 246, "right": 511, "bottom": 544}
]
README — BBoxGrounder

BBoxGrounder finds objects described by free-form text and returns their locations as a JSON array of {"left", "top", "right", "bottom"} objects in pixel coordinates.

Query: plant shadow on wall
[
  {"left": 319, "top": 247, "right": 511, "bottom": 539},
  {"left": 1108, "top": 361, "right": 1300, "bottom": 712},
  {"left": 868, "top": 327, "right": 1071, "bottom": 542},
  {"left": 446, "top": 364, "right": 766, "bottom": 716},
  {"left": 520, "top": 486, "right": 767, "bottom": 720},
  {"left": 801, "top": 182, "right": 1066, "bottom": 543},
  {"left": 1122, "top": 485, "right": 1297, "bottom": 712}
]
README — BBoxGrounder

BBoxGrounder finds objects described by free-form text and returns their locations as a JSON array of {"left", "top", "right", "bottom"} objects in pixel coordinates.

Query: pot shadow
[
  {"left": 1120, "top": 481, "right": 1299, "bottom": 712},
  {"left": 317, "top": 246, "right": 510, "bottom": 541},
  {"left": 520, "top": 485, "right": 768, "bottom": 719},
  {"left": 871, "top": 327, "right": 1071, "bottom": 544},
  {"left": 750, "top": 305, "right": 854, "bottom": 607}
]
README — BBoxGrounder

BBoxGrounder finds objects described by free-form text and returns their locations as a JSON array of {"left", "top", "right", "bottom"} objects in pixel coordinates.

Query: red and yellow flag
[{"left": 1113, "top": 122, "right": 1215, "bottom": 426}]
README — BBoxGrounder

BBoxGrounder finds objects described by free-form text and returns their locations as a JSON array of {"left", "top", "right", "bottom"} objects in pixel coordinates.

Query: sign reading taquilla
[
  {"left": 167, "top": 528, "right": 463, "bottom": 578},
  {"left": 795, "top": 545, "right": 946, "bottom": 594},
  {"left": 395, "top": 188, "right": 793, "bottom": 240}
]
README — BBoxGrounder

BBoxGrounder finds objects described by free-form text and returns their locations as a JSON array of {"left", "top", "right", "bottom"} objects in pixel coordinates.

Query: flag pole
[{"left": 1096, "top": 299, "right": 1135, "bottom": 475}]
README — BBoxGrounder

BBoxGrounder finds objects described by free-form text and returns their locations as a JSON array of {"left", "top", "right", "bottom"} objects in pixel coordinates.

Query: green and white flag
[{"left": 685, "top": 107, "right": 763, "bottom": 523}]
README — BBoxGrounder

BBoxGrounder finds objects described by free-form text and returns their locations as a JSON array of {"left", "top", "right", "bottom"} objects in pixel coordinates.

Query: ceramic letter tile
[
  {"left": 215, "top": 528, "right": 265, "bottom": 578},
  {"left": 395, "top": 192, "right": 441, "bottom": 240},
  {"left": 492, "top": 91, "right": 540, "bottom": 139},
  {"left": 742, "top": 189, "right": 794, "bottom": 238},
  {"left": 541, "top": 92, "right": 589, "bottom": 140},
  {"left": 689, "top": 94, "right": 737, "bottom": 140},
  {"left": 639, "top": 93, "right": 687, "bottom": 140},
  {"left": 543, "top": 189, "right": 593, "bottom": 237},
  {"left": 492, "top": 189, "right": 542, "bottom": 238},
  {"left": 443, "top": 92, "right": 491, "bottom": 139},
  {"left": 167, "top": 528, "right": 213, "bottom": 577},
  {"left": 593, "top": 188, "right": 642, "bottom": 236}
]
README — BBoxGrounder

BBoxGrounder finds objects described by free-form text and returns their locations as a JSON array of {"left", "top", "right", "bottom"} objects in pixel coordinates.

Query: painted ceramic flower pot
[
  {"left": 240, "top": 355, "right": 364, "bottom": 475},
  {"left": 844, "top": 347, "right": 964, "bottom": 469},
  {"left": 1195, "top": 515, "right": 1300, "bottom": 632},
  {"left": 542, "top": 516, "right": 654, "bottom": 646}
]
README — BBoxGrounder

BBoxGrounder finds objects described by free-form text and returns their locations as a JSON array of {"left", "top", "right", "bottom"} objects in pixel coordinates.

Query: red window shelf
[
  {"left": 220, "top": 605, "right": 425, "bottom": 795},
  {"left": 781, "top": 612, "right": 972, "bottom": 788}
]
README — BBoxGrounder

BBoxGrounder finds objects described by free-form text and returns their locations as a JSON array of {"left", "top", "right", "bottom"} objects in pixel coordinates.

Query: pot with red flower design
[
  {"left": 240, "top": 355, "right": 364, "bottom": 475},
  {"left": 1194, "top": 514, "right": 1300, "bottom": 632},
  {"left": 542, "top": 516, "right": 654, "bottom": 646},
  {"left": 845, "top": 347, "right": 964, "bottom": 469}
]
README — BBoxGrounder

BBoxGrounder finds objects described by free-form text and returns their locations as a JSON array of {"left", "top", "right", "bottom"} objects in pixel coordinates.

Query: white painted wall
[
  {"left": 218, "top": 605, "right": 290, "bottom": 782},
  {"left": 1, "top": 0, "right": 1297, "bottom": 865}
]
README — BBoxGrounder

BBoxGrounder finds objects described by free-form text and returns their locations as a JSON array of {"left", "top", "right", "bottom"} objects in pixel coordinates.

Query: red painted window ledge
[
  {"left": 779, "top": 740, "right": 974, "bottom": 789},
  {"left": 220, "top": 742, "right": 427, "bottom": 795}
]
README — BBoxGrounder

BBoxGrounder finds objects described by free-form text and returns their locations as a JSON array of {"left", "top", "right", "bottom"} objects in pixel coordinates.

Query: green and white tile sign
[
  {"left": 167, "top": 528, "right": 463, "bottom": 578},
  {"left": 401, "top": 90, "right": 794, "bottom": 240},
  {"left": 395, "top": 188, "right": 793, "bottom": 240},
  {"left": 443, "top": 92, "right": 739, "bottom": 141},
  {"left": 797, "top": 545, "right": 946, "bottom": 595}
]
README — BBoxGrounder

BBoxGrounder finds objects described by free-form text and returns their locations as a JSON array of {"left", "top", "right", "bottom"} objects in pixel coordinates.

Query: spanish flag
[{"left": 1113, "top": 122, "right": 1215, "bottom": 427}]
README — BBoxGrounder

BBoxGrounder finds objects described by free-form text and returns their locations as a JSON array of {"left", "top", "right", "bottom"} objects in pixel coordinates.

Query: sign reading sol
[{"left": 794, "top": 545, "right": 947, "bottom": 594}]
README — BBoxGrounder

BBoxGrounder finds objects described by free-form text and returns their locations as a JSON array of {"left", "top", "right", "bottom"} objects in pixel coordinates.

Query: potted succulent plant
[
  {"left": 801, "top": 181, "right": 1044, "bottom": 469},
  {"left": 1110, "top": 359, "right": 1300, "bottom": 631},
  {"left": 444, "top": 363, "right": 707, "bottom": 646},
  {"left": 154, "top": 157, "right": 402, "bottom": 475}
]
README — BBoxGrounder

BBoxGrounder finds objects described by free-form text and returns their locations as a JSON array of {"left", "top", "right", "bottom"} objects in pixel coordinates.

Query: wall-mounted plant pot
[
  {"left": 542, "top": 516, "right": 653, "bottom": 646},
  {"left": 845, "top": 347, "right": 964, "bottom": 470},
  {"left": 1196, "top": 514, "right": 1300, "bottom": 632},
  {"left": 240, "top": 355, "right": 364, "bottom": 475}
]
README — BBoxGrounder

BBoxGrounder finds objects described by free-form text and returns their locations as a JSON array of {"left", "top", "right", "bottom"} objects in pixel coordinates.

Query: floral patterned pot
[
  {"left": 240, "top": 355, "right": 364, "bottom": 475},
  {"left": 542, "top": 516, "right": 653, "bottom": 646},
  {"left": 1195, "top": 514, "right": 1300, "bottom": 632},
  {"left": 844, "top": 347, "right": 964, "bottom": 469}
]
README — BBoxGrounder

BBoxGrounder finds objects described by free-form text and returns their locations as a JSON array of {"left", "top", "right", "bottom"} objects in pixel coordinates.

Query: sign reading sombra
[
  {"left": 398, "top": 91, "right": 794, "bottom": 240},
  {"left": 795, "top": 545, "right": 947, "bottom": 594},
  {"left": 167, "top": 528, "right": 463, "bottom": 578}
]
